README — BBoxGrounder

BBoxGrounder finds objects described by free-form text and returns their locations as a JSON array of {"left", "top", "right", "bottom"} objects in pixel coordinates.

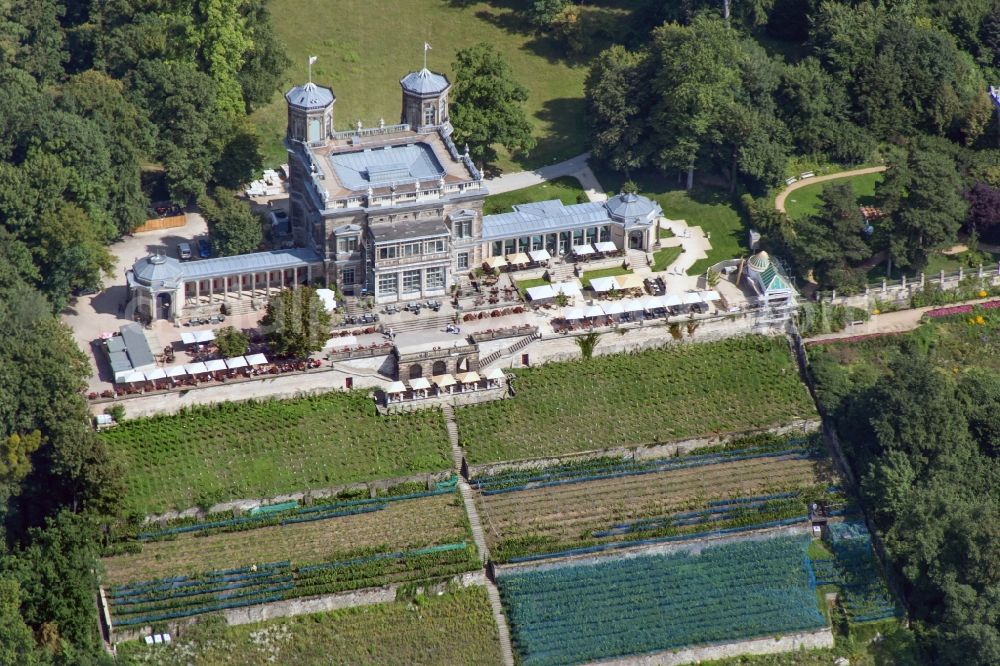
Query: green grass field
[
  {"left": 483, "top": 176, "right": 586, "bottom": 215},
  {"left": 116, "top": 586, "right": 502, "bottom": 666},
  {"left": 254, "top": 0, "right": 593, "bottom": 171},
  {"left": 783, "top": 172, "right": 882, "bottom": 221},
  {"left": 456, "top": 335, "right": 817, "bottom": 463},
  {"left": 596, "top": 167, "right": 748, "bottom": 276},
  {"left": 101, "top": 392, "right": 451, "bottom": 514},
  {"left": 581, "top": 265, "right": 631, "bottom": 289},
  {"left": 652, "top": 246, "right": 684, "bottom": 272}
]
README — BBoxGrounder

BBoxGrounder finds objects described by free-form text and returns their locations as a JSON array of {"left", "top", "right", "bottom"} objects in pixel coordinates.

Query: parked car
[
  {"left": 177, "top": 242, "right": 192, "bottom": 260},
  {"left": 197, "top": 239, "right": 212, "bottom": 258},
  {"left": 269, "top": 209, "right": 290, "bottom": 234}
]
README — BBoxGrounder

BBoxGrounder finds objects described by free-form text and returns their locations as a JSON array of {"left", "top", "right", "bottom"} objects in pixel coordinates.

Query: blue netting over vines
[
  {"left": 498, "top": 534, "right": 826, "bottom": 666},
  {"left": 813, "top": 520, "right": 900, "bottom": 623}
]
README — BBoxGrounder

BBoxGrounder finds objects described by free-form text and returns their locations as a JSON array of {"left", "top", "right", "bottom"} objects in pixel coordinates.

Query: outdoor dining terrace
[
  {"left": 552, "top": 291, "right": 722, "bottom": 333},
  {"left": 378, "top": 367, "right": 508, "bottom": 409}
]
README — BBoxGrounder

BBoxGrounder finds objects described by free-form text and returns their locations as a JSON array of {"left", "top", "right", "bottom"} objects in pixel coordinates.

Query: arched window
[
  {"left": 432, "top": 360, "right": 447, "bottom": 376},
  {"left": 409, "top": 364, "right": 423, "bottom": 380}
]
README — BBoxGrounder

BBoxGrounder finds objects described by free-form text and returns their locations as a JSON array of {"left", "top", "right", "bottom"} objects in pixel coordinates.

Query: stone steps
[{"left": 486, "top": 582, "right": 516, "bottom": 666}]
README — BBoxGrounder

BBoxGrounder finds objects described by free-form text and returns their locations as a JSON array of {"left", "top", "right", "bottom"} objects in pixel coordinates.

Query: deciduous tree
[{"left": 261, "top": 286, "right": 332, "bottom": 359}]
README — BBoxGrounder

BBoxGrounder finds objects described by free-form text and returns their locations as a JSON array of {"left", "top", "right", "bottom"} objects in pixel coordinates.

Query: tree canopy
[{"left": 260, "top": 286, "right": 332, "bottom": 359}]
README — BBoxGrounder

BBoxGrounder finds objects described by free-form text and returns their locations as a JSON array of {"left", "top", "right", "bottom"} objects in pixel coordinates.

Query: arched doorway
[
  {"left": 408, "top": 364, "right": 423, "bottom": 380},
  {"left": 156, "top": 292, "right": 172, "bottom": 320},
  {"left": 629, "top": 231, "right": 644, "bottom": 250},
  {"left": 432, "top": 360, "right": 447, "bottom": 376}
]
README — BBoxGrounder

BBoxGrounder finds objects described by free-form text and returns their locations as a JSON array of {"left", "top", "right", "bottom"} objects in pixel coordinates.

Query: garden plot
[
  {"left": 474, "top": 435, "right": 837, "bottom": 561},
  {"left": 456, "top": 336, "right": 816, "bottom": 464},
  {"left": 102, "top": 492, "right": 479, "bottom": 626},
  {"left": 115, "top": 585, "right": 502, "bottom": 666},
  {"left": 100, "top": 391, "right": 451, "bottom": 514},
  {"left": 498, "top": 534, "right": 826, "bottom": 666}
]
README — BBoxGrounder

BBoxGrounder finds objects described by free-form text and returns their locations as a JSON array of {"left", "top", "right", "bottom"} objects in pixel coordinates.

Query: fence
[{"left": 814, "top": 263, "right": 1000, "bottom": 307}]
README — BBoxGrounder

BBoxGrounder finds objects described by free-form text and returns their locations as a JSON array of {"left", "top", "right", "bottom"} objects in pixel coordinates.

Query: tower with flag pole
[{"left": 308, "top": 55, "right": 317, "bottom": 83}]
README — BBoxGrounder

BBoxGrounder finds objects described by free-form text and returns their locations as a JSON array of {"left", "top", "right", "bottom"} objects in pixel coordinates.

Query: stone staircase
[
  {"left": 478, "top": 332, "right": 542, "bottom": 370},
  {"left": 441, "top": 403, "right": 515, "bottom": 666},
  {"left": 545, "top": 260, "right": 577, "bottom": 283},
  {"left": 627, "top": 249, "right": 653, "bottom": 275},
  {"left": 383, "top": 312, "right": 454, "bottom": 335}
]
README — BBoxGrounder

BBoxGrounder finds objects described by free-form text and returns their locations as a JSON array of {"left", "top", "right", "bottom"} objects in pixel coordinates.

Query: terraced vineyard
[
  {"left": 498, "top": 534, "right": 827, "bottom": 666},
  {"left": 102, "top": 491, "right": 478, "bottom": 626},
  {"left": 473, "top": 434, "right": 838, "bottom": 561},
  {"left": 812, "top": 521, "right": 899, "bottom": 623},
  {"left": 116, "top": 585, "right": 502, "bottom": 665},
  {"left": 99, "top": 391, "right": 451, "bottom": 514},
  {"left": 456, "top": 336, "right": 817, "bottom": 463}
]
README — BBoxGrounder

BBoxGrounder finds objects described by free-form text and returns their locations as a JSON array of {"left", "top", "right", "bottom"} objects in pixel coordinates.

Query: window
[
  {"left": 337, "top": 236, "right": 358, "bottom": 254},
  {"left": 439, "top": 98, "right": 447, "bottom": 120},
  {"left": 341, "top": 268, "right": 356, "bottom": 285},
  {"left": 599, "top": 225, "right": 611, "bottom": 242},
  {"left": 425, "top": 267, "right": 445, "bottom": 290},
  {"left": 425, "top": 239, "right": 445, "bottom": 254},
  {"left": 403, "top": 242, "right": 422, "bottom": 257},
  {"left": 377, "top": 273, "right": 398, "bottom": 295},
  {"left": 531, "top": 235, "right": 543, "bottom": 251},
  {"left": 453, "top": 219, "right": 472, "bottom": 238},
  {"left": 492, "top": 241, "right": 503, "bottom": 257},
  {"left": 585, "top": 227, "right": 598, "bottom": 244},
  {"left": 518, "top": 236, "right": 530, "bottom": 253},
  {"left": 423, "top": 103, "right": 436, "bottom": 126},
  {"left": 402, "top": 269, "right": 421, "bottom": 294},
  {"left": 503, "top": 239, "right": 516, "bottom": 255},
  {"left": 457, "top": 252, "right": 469, "bottom": 269},
  {"left": 378, "top": 246, "right": 397, "bottom": 260}
]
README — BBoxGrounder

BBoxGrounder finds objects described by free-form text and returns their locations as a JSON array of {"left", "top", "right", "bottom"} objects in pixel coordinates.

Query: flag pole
[
  {"left": 423, "top": 44, "right": 428, "bottom": 71},
  {"left": 308, "top": 57, "right": 313, "bottom": 84}
]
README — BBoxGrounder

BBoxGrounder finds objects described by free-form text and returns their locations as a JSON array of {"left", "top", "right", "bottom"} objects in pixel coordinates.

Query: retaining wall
[{"left": 585, "top": 628, "right": 834, "bottom": 666}]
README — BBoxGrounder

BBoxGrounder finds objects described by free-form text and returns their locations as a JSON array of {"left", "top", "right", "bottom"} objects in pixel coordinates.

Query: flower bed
[{"left": 924, "top": 299, "right": 1000, "bottom": 318}]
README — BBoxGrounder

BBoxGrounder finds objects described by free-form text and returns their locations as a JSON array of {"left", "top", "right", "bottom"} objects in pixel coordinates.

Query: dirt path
[{"left": 774, "top": 166, "right": 888, "bottom": 213}]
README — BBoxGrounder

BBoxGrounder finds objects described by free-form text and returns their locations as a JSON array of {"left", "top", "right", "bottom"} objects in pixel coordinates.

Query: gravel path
[{"left": 774, "top": 166, "right": 887, "bottom": 213}]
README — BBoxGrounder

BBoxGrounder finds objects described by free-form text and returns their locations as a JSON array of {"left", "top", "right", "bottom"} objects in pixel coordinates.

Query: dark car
[{"left": 197, "top": 239, "right": 212, "bottom": 258}]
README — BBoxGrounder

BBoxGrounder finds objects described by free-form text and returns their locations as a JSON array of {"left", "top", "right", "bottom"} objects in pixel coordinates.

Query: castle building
[{"left": 284, "top": 67, "right": 487, "bottom": 304}]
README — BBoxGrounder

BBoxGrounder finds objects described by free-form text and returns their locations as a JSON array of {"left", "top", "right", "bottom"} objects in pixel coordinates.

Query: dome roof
[
  {"left": 747, "top": 251, "right": 771, "bottom": 273},
  {"left": 605, "top": 192, "right": 658, "bottom": 222},
  {"left": 400, "top": 68, "right": 450, "bottom": 96},
  {"left": 132, "top": 254, "right": 183, "bottom": 289},
  {"left": 284, "top": 81, "right": 335, "bottom": 109}
]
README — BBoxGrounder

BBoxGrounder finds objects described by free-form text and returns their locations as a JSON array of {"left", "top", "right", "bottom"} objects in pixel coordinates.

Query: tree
[
  {"left": 877, "top": 140, "right": 967, "bottom": 270},
  {"left": 215, "top": 326, "right": 249, "bottom": 358},
  {"left": 530, "top": 0, "right": 568, "bottom": 29},
  {"left": 575, "top": 331, "right": 600, "bottom": 359},
  {"left": 260, "top": 286, "right": 332, "bottom": 359},
  {"left": 0, "top": 577, "right": 44, "bottom": 666},
  {"left": 793, "top": 182, "right": 872, "bottom": 288},
  {"left": 1, "top": 431, "right": 41, "bottom": 485},
  {"left": 964, "top": 182, "right": 1000, "bottom": 241},
  {"left": 585, "top": 46, "right": 653, "bottom": 171},
  {"left": 450, "top": 43, "right": 536, "bottom": 167},
  {"left": 199, "top": 188, "right": 262, "bottom": 256}
]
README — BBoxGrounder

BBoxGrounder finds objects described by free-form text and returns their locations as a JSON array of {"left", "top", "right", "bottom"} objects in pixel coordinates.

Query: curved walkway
[
  {"left": 774, "top": 166, "right": 887, "bottom": 213},
  {"left": 485, "top": 152, "right": 607, "bottom": 202}
]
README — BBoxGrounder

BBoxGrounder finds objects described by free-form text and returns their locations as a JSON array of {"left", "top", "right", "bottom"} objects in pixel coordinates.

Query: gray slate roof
[
  {"left": 400, "top": 68, "right": 450, "bottom": 96},
  {"left": 328, "top": 143, "right": 444, "bottom": 190},
  {"left": 120, "top": 323, "right": 155, "bottom": 369},
  {"left": 482, "top": 200, "right": 612, "bottom": 241},
  {"left": 132, "top": 254, "right": 184, "bottom": 289},
  {"left": 371, "top": 218, "right": 449, "bottom": 244},
  {"left": 285, "top": 82, "right": 335, "bottom": 109},
  {"left": 179, "top": 248, "right": 323, "bottom": 281},
  {"left": 605, "top": 192, "right": 660, "bottom": 225}
]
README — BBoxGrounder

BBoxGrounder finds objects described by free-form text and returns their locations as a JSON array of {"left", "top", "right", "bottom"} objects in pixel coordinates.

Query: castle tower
[
  {"left": 285, "top": 81, "right": 335, "bottom": 144},
  {"left": 399, "top": 68, "right": 450, "bottom": 131}
]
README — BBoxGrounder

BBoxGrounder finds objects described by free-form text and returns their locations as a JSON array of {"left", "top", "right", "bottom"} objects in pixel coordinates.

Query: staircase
[
  {"left": 441, "top": 403, "right": 515, "bottom": 666},
  {"left": 478, "top": 332, "right": 542, "bottom": 370},
  {"left": 383, "top": 313, "right": 454, "bottom": 335},
  {"left": 627, "top": 249, "right": 653, "bottom": 275},
  {"left": 545, "top": 260, "right": 577, "bottom": 283}
]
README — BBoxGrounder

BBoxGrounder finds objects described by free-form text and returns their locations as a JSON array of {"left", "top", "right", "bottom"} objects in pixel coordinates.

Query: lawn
[
  {"left": 581, "top": 265, "right": 631, "bottom": 289},
  {"left": 652, "top": 246, "right": 683, "bottom": 272},
  {"left": 456, "top": 335, "right": 817, "bottom": 463},
  {"left": 116, "top": 585, "right": 502, "bottom": 666},
  {"left": 516, "top": 276, "right": 551, "bottom": 291},
  {"left": 254, "top": 0, "right": 595, "bottom": 171},
  {"left": 595, "top": 167, "right": 748, "bottom": 276},
  {"left": 782, "top": 172, "right": 882, "bottom": 221},
  {"left": 484, "top": 176, "right": 586, "bottom": 215},
  {"left": 100, "top": 391, "right": 451, "bottom": 514}
]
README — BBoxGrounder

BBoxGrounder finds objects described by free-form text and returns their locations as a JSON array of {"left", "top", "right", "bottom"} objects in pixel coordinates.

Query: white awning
[
  {"left": 572, "top": 244, "right": 595, "bottom": 256},
  {"left": 528, "top": 249, "right": 551, "bottom": 262},
  {"left": 684, "top": 292, "right": 703, "bottom": 305},
  {"left": 185, "top": 362, "right": 209, "bottom": 375},
  {"left": 640, "top": 296, "right": 662, "bottom": 311},
  {"left": 485, "top": 256, "right": 508, "bottom": 269},
  {"left": 194, "top": 330, "right": 216, "bottom": 343},
  {"left": 551, "top": 281, "right": 583, "bottom": 299},
  {"left": 456, "top": 371, "right": 481, "bottom": 384},
  {"left": 583, "top": 304, "right": 605, "bottom": 318},
  {"left": 564, "top": 307, "right": 586, "bottom": 320},
  {"left": 615, "top": 273, "right": 645, "bottom": 290},
  {"left": 432, "top": 374, "right": 456, "bottom": 388},
  {"left": 594, "top": 241, "right": 618, "bottom": 253},
  {"left": 225, "top": 356, "right": 248, "bottom": 369},
  {"left": 507, "top": 252, "right": 530, "bottom": 265},
  {"left": 180, "top": 332, "right": 196, "bottom": 345},
  {"left": 485, "top": 367, "right": 506, "bottom": 381},
  {"left": 526, "top": 285, "right": 556, "bottom": 301},
  {"left": 699, "top": 290, "right": 721, "bottom": 302},
  {"left": 204, "top": 359, "right": 227, "bottom": 372},
  {"left": 409, "top": 377, "right": 431, "bottom": 391},
  {"left": 123, "top": 371, "right": 146, "bottom": 383},
  {"left": 589, "top": 277, "right": 618, "bottom": 293},
  {"left": 245, "top": 353, "right": 268, "bottom": 366},
  {"left": 386, "top": 381, "right": 407, "bottom": 393},
  {"left": 602, "top": 301, "right": 625, "bottom": 315},
  {"left": 661, "top": 294, "right": 682, "bottom": 307},
  {"left": 621, "top": 298, "right": 645, "bottom": 312},
  {"left": 165, "top": 365, "right": 188, "bottom": 378},
  {"left": 144, "top": 368, "right": 167, "bottom": 381}
]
